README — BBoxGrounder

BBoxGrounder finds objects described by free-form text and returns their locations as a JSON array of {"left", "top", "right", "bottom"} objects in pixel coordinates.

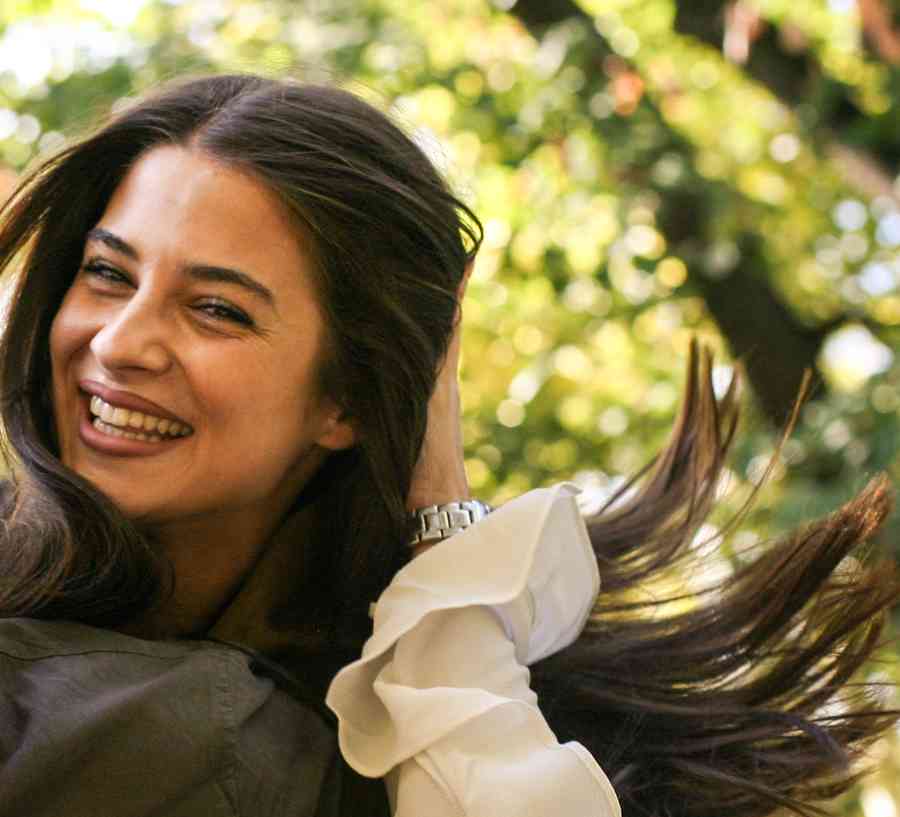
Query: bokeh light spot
[
  {"left": 833, "top": 199, "right": 868, "bottom": 232},
  {"left": 656, "top": 257, "right": 688, "bottom": 288},
  {"left": 497, "top": 399, "right": 525, "bottom": 428}
]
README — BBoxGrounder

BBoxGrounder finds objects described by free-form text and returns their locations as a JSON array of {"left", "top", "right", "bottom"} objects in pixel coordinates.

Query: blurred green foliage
[{"left": 1, "top": 1, "right": 899, "bottom": 813}]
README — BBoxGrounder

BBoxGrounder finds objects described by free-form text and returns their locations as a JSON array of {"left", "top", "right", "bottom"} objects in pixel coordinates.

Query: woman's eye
[
  {"left": 79, "top": 261, "right": 253, "bottom": 329},
  {"left": 196, "top": 300, "right": 254, "bottom": 327},
  {"left": 81, "top": 261, "right": 130, "bottom": 286}
]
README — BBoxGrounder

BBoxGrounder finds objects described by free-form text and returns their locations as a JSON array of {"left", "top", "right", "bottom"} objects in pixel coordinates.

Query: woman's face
[{"left": 50, "top": 145, "right": 355, "bottom": 539}]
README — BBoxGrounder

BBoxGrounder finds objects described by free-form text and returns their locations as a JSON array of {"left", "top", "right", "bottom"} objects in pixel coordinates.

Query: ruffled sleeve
[{"left": 325, "top": 484, "right": 621, "bottom": 817}]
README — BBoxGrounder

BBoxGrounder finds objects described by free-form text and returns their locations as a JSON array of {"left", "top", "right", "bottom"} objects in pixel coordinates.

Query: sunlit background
[{"left": 1, "top": 0, "right": 899, "bottom": 813}]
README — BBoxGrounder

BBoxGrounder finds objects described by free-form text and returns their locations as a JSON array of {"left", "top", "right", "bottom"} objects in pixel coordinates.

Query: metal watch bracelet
[{"left": 410, "top": 499, "right": 493, "bottom": 545}]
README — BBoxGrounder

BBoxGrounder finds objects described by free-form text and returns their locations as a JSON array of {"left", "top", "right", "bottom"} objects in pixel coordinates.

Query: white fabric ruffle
[{"left": 326, "top": 484, "right": 620, "bottom": 816}]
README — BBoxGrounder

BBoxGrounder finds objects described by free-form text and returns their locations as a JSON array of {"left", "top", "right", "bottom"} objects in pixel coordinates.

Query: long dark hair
[{"left": 0, "top": 74, "right": 896, "bottom": 817}]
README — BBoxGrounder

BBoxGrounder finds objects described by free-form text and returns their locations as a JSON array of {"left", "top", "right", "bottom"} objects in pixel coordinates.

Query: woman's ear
[{"left": 315, "top": 405, "right": 357, "bottom": 451}]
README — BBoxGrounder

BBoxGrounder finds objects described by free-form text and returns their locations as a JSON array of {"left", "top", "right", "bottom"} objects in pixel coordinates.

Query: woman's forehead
[{"left": 97, "top": 145, "right": 314, "bottom": 295}]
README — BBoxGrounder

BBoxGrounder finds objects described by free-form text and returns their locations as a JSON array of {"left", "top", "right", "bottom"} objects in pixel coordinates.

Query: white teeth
[
  {"left": 94, "top": 418, "right": 122, "bottom": 437},
  {"left": 93, "top": 417, "right": 164, "bottom": 443},
  {"left": 88, "top": 396, "right": 191, "bottom": 438}
]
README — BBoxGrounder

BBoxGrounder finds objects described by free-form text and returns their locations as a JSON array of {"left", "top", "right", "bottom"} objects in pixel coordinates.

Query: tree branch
[
  {"left": 673, "top": 0, "right": 900, "bottom": 199},
  {"left": 509, "top": 0, "right": 590, "bottom": 33},
  {"left": 507, "top": 0, "right": 828, "bottom": 424}
]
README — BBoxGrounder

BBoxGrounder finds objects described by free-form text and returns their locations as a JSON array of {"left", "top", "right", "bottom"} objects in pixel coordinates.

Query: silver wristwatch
[{"left": 410, "top": 499, "right": 493, "bottom": 545}]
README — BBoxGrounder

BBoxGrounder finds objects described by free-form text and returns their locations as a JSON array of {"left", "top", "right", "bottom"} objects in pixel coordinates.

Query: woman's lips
[{"left": 79, "top": 379, "right": 189, "bottom": 425}]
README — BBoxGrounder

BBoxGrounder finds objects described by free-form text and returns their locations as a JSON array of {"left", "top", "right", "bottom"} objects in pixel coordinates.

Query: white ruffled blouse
[{"left": 326, "top": 484, "right": 621, "bottom": 816}]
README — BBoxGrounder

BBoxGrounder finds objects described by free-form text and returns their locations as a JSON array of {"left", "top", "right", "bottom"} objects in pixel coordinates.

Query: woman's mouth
[
  {"left": 89, "top": 395, "right": 193, "bottom": 443},
  {"left": 79, "top": 393, "right": 194, "bottom": 455}
]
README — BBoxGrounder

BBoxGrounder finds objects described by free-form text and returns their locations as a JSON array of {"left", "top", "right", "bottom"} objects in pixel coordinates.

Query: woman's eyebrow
[
  {"left": 86, "top": 227, "right": 137, "bottom": 259},
  {"left": 186, "top": 264, "right": 275, "bottom": 308},
  {"left": 84, "top": 227, "right": 276, "bottom": 308}
]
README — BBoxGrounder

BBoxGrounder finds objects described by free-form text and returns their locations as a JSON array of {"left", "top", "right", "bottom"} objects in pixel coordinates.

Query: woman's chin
[
  {"left": 103, "top": 492, "right": 158, "bottom": 523},
  {"left": 62, "top": 456, "right": 190, "bottom": 524},
  {"left": 71, "top": 470, "right": 163, "bottom": 523}
]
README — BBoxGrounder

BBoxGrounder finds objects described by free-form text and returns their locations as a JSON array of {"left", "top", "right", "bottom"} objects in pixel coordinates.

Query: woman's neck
[{"left": 115, "top": 510, "right": 285, "bottom": 640}]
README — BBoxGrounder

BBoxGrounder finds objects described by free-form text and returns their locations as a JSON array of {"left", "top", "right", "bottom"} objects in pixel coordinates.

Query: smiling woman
[
  {"left": 48, "top": 144, "right": 358, "bottom": 640},
  {"left": 0, "top": 74, "right": 896, "bottom": 817},
  {"left": 50, "top": 146, "right": 355, "bottom": 625}
]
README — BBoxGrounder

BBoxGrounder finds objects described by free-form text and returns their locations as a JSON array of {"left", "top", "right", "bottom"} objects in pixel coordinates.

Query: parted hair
[{"left": 0, "top": 73, "right": 897, "bottom": 817}]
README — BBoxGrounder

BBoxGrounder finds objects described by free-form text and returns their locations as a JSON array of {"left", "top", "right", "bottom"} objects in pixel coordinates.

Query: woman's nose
[{"left": 89, "top": 293, "right": 173, "bottom": 376}]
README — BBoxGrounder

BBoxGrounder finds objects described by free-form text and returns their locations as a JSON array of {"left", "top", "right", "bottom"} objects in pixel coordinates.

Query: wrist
[{"left": 406, "top": 466, "right": 470, "bottom": 513}]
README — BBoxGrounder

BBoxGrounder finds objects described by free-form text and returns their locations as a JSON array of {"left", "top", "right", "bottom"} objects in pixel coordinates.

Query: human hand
[{"left": 406, "top": 264, "right": 473, "bottom": 557}]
